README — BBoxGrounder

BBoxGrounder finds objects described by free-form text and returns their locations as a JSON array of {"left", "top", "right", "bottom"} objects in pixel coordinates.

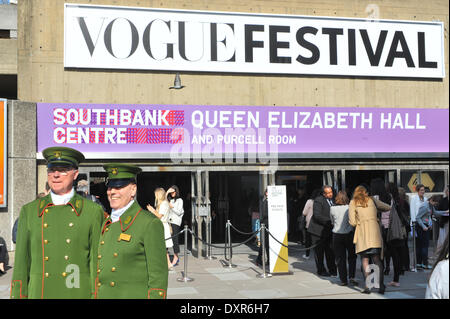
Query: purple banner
[{"left": 37, "top": 103, "right": 449, "bottom": 158}]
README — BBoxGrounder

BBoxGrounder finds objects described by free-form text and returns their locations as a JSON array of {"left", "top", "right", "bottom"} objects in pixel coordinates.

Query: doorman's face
[
  {"left": 107, "top": 183, "right": 137, "bottom": 210},
  {"left": 47, "top": 167, "right": 79, "bottom": 195}
]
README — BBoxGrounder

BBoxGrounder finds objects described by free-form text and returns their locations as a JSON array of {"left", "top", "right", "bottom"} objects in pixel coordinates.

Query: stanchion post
[
  {"left": 177, "top": 225, "right": 194, "bottom": 282},
  {"left": 223, "top": 220, "right": 237, "bottom": 268},
  {"left": 257, "top": 224, "right": 272, "bottom": 278}
]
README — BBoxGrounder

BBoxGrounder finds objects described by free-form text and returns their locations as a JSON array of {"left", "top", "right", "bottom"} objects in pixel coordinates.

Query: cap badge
[
  {"left": 54, "top": 151, "right": 62, "bottom": 159},
  {"left": 111, "top": 168, "right": 118, "bottom": 175}
]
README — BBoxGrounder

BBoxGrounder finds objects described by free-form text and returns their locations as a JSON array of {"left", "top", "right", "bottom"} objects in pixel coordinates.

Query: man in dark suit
[{"left": 307, "top": 185, "right": 337, "bottom": 276}]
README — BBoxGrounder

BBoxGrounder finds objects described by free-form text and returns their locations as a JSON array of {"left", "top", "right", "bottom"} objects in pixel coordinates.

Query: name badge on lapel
[{"left": 118, "top": 233, "right": 131, "bottom": 242}]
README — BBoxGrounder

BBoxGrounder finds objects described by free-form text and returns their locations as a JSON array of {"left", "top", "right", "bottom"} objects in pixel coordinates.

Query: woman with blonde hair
[
  {"left": 148, "top": 187, "right": 174, "bottom": 270},
  {"left": 349, "top": 185, "right": 391, "bottom": 294}
]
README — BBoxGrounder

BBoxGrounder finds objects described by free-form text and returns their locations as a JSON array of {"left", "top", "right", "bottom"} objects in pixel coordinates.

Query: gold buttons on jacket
[
  {"left": 97, "top": 269, "right": 101, "bottom": 274},
  {"left": 113, "top": 252, "right": 118, "bottom": 257},
  {"left": 111, "top": 267, "right": 116, "bottom": 272},
  {"left": 98, "top": 255, "right": 102, "bottom": 259},
  {"left": 44, "top": 256, "right": 49, "bottom": 261},
  {"left": 62, "top": 272, "right": 67, "bottom": 277},
  {"left": 44, "top": 239, "right": 49, "bottom": 244},
  {"left": 97, "top": 282, "right": 102, "bottom": 287},
  {"left": 100, "top": 241, "right": 105, "bottom": 245},
  {"left": 64, "top": 255, "right": 69, "bottom": 260},
  {"left": 110, "top": 282, "right": 115, "bottom": 287},
  {"left": 159, "top": 292, "right": 163, "bottom": 296},
  {"left": 43, "top": 223, "right": 48, "bottom": 228},
  {"left": 66, "top": 239, "right": 71, "bottom": 244},
  {"left": 69, "top": 222, "right": 74, "bottom": 227},
  {"left": 45, "top": 273, "right": 49, "bottom": 278},
  {"left": 105, "top": 228, "right": 110, "bottom": 232},
  {"left": 45, "top": 209, "right": 49, "bottom": 213}
]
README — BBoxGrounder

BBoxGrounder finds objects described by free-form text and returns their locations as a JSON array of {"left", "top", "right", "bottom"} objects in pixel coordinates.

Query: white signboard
[
  {"left": 64, "top": 4, "right": 445, "bottom": 78},
  {"left": 267, "top": 185, "right": 289, "bottom": 273}
]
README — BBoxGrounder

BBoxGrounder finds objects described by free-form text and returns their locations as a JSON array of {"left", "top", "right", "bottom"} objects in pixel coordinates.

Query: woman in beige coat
[{"left": 349, "top": 185, "right": 391, "bottom": 294}]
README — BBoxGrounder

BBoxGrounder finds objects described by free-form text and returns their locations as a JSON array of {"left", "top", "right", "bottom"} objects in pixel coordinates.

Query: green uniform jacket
[
  {"left": 10, "top": 193, "right": 104, "bottom": 299},
  {"left": 94, "top": 201, "right": 168, "bottom": 299}
]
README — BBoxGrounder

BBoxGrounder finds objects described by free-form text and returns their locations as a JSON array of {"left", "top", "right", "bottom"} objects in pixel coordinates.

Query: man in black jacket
[{"left": 307, "top": 185, "right": 337, "bottom": 277}]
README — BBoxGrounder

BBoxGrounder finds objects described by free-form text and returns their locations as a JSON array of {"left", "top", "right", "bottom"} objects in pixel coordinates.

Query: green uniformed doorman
[
  {"left": 11, "top": 147, "right": 105, "bottom": 299},
  {"left": 94, "top": 164, "right": 168, "bottom": 299}
]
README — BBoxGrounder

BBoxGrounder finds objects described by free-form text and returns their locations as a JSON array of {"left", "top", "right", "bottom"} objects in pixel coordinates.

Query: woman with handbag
[
  {"left": 148, "top": 187, "right": 174, "bottom": 270},
  {"left": 386, "top": 183, "right": 408, "bottom": 287}
]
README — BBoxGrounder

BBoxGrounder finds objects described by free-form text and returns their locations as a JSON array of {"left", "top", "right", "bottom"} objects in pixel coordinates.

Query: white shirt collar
[
  {"left": 111, "top": 200, "right": 135, "bottom": 223},
  {"left": 50, "top": 188, "right": 75, "bottom": 205}
]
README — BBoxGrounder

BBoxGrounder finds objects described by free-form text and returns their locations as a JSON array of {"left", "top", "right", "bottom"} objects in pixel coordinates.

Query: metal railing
[{"left": 165, "top": 220, "right": 325, "bottom": 281}]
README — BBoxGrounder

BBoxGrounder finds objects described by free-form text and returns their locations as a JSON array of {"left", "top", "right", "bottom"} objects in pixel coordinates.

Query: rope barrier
[
  {"left": 165, "top": 222, "right": 324, "bottom": 257},
  {"left": 164, "top": 228, "right": 186, "bottom": 241},
  {"left": 168, "top": 222, "right": 329, "bottom": 282},
  {"left": 188, "top": 228, "right": 260, "bottom": 249},
  {"left": 229, "top": 223, "right": 260, "bottom": 236},
  {"left": 227, "top": 221, "right": 324, "bottom": 252},
  {"left": 263, "top": 225, "right": 324, "bottom": 251}
]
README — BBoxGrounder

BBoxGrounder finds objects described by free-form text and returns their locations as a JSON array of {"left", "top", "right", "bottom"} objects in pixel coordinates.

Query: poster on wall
[
  {"left": 0, "top": 99, "right": 7, "bottom": 207},
  {"left": 36, "top": 103, "right": 449, "bottom": 160},
  {"left": 267, "top": 185, "right": 289, "bottom": 274}
]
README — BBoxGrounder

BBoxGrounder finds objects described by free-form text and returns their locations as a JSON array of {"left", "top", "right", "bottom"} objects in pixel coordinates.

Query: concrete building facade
[{"left": 0, "top": 0, "right": 448, "bottom": 254}]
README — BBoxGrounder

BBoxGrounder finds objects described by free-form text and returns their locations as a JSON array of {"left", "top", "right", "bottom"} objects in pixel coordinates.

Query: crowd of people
[
  {"left": 289, "top": 182, "right": 449, "bottom": 296},
  {"left": 2, "top": 145, "right": 448, "bottom": 299}
]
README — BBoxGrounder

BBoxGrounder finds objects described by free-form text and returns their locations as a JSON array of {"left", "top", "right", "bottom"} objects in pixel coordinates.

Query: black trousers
[
  {"left": 400, "top": 236, "right": 410, "bottom": 271},
  {"left": 311, "top": 233, "right": 337, "bottom": 275},
  {"left": 170, "top": 223, "right": 181, "bottom": 255},
  {"left": 388, "top": 241, "right": 404, "bottom": 282},
  {"left": 381, "top": 228, "right": 391, "bottom": 270},
  {"left": 415, "top": 225, "right": 430, "bottom": 266},
  {"left": 304, "top": 231, "right": 312, "bottom": 257},
  {"left": 332, "top": 232, "right": 357, "bottom": 283},
  {"left": 0, "top": 237, "right": 8, "bottom": 266}
]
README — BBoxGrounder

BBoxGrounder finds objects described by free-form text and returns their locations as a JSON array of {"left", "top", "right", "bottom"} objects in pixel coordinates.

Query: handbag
[{"left": 387, "top": 203, "right": 407, "bottom": 243}]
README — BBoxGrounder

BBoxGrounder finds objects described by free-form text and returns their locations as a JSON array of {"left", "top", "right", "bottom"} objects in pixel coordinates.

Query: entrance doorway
[
  {"left": 344, "top": 170, "right": 397, "bottom": 197},
  {"left": 209, "top": 172, "right": 259, "bottom": 243},
  {"left": 275, "top": 171, "right": 323, "bottom": 242}
]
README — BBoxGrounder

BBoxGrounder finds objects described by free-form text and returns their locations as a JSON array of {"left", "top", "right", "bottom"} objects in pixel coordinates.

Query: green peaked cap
[
  {"left": 103, "top": 163, "right": 142, "bottom": 188},
  {"left": 43, "top": 146, "right": 85, "bottom": 168}
]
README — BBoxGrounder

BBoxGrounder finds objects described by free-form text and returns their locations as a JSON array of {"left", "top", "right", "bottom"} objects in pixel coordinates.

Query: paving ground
[{"left": 0, "top": 239, "right": 435, "bottom": 300}]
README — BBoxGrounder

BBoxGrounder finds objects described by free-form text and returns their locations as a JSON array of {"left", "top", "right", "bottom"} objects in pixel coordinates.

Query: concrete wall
[
  {"left": 17, "top": 0, "right": 449, "bottom": 108},
  {"left": 0, "top": 4, "right": 17, "bottom": 30},
  {"left": 0, "top": 39, "right": 16, "bottom": 75},
  {"left": 0, "top": 4, "right": 17, "bottom": 74},
  {"left": 0, "top": 100, "right": 36, "bottom": 251}
]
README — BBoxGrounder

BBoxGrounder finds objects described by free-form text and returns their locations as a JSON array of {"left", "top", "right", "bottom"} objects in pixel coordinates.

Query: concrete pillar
[{"left": 0, "top": 100, "right": 36, "bottom": 251}]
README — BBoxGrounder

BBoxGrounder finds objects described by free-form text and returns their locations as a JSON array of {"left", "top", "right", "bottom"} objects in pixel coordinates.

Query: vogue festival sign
[{"left": 64, "top": 4, "right": 445, "bottom": 78}]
